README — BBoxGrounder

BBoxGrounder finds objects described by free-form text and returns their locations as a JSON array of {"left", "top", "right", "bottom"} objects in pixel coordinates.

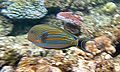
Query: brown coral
[{"left": 85, "top": 36, "right": 116, "bottom": 55}]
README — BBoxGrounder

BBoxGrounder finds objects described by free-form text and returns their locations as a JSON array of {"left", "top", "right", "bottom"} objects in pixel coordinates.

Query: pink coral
[
  {"left": 56, "top": 12, "right": 93, "bottom": 36},
  {"left": 56, "top": 12, "right": 83, "bottom": 25}
]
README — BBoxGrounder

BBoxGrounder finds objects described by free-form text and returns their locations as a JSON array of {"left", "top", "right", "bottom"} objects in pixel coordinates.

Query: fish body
[
  {"left": 56, "top": 12, "right": 83, "bottom": 26},
  {"left": 28, "top": 24, "right": 78, "bottom": 49}
]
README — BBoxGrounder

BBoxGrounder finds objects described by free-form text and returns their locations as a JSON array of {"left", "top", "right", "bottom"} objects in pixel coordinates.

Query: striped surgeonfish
[{"left": 27, "top": 24, "right": 78, "bottom": 49}]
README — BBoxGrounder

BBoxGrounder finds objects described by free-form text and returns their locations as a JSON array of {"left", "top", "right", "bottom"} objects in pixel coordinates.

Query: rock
[
  {"left": 95, "top": 59, "right": 115, "bottom": 72},
  {"left": 95, "top": 36, "right": 116, "bottom": 54},
  {"left": 102, "top": 2, "right": 117, "bottom": 13},
  {"left": 0, "top": 48, "right": 21, "bottom": 67},
  {"left": 45, "top": 0, "right": 109, "bottom": 11},
  {"left": 85, "top": 36, "right": 116, "bottom": 55},
  {"left": 0, "top": 66, "right": 14, "bottom": 72},
  {"left": 114, "top": 63, "right": 120, "bottom": 72},
  {"left": 0, "top": 16, "right": 13, "bottom": 36},
  {"left": 72, "top": 59, "right": 96, "bottom": 72},
  {"left": 111, "top": 14, "right": 120, "bottom": 25},
  {"left": 104, "top": 53, "right": 113, "bottom": 60},
  {"left": 69, "top": 47, "right": 94, "bottom": 59},
  {"left": 15, "top": 57, "right": 62, "bottom": 72}
]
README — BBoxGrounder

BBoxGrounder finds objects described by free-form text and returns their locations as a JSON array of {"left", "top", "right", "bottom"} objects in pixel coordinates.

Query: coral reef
[
  {"left": 102, "top": 2, "right": 117, "bottom": 13},
  {"left": 0, "top": 16, "right": 13, "bottom": 36},
  {"left": 56, "top": 12, "right": 83, "bottom": 25},
  {"left": 82, "top": 13, "right": 120, "bottom": 42},
  {"left": 45, "top": 0, "right": 72, "bottom": 11},
  {"left": 45, "top": 0, "right": 112, "bottom": 11},
  {"left": 56, "top": 12, "right": 83, "bottom": 35},
  {"left": 0, "top": 35, "right": 119, "bottom": 72},
  {"left": 0, "top": 0, "right": 120, "bottom": 72},
  {"left": 83, "top": 13, "right": 112, "bottom": 33},
  {"left": 14, "top": 51, "right": 118, "bottom": 72},
  {"left": 0, "top": 48, "right": 21, "bottom": 68},
  {"left": 0, "top": 66, "right": 14, "bottom": 72},
  {"left": 85, "top": 36, "right": 116, "bottom": 55},
  {"left": 0, "top": 0, "right": 47, "bottom": 19},
  {"left": 113, "top": 29, "right": 120, "bottom": 42},
  {"left": 15, "top": 57, "right": 62, "bottom": 72},
  {"left": 111, "top": 14, "right": 120, "bottom": 25},
  {"left": 95, "top": 59, "right": 115, "bottom": 72}
]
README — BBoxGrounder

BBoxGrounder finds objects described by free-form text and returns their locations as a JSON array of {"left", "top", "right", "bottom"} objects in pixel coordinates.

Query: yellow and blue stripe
[{"left": 33, "top": 31, "right": 77, "bottom": 48}]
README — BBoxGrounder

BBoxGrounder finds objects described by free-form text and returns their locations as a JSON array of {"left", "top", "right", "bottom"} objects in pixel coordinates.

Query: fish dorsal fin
[{"left": 49, "top": 25, "right": 71, "bottom": 34}]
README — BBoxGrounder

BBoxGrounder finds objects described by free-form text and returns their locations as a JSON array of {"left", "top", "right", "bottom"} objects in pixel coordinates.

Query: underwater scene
[{"left": 0, "top": 0, "right": 120, "bottom": 72}]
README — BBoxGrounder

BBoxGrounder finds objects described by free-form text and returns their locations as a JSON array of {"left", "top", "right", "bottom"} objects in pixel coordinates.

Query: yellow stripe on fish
[
  {"left": 46, "top": 37, "right": 68, "bottom": 40},
  {"left": 47, "top": 31, "right": 63, "bottom": 34}
]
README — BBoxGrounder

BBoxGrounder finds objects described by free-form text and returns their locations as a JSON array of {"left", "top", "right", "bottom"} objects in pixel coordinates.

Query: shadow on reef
[
  {"left": 47, "top": 7, "right": 61, "bottom": 15},
  {"left": 7, "top": 17, "right": 49, "bottom": 36},
  {"left": 112, "top": 43, "right": 120, "bottom": 57},
  {"left": 113, "top": 0, "right": 120, "bottom": 3}
]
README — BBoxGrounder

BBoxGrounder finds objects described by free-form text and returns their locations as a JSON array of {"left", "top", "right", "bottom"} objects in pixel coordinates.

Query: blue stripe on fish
[
  {"left": 45, "top": 40, "right": 69, "bottom": 44},
  {"left": 47, "top": 34, "right": 67, "bottom": 38},
  {"left": 32, "top": 42, "right": 48, "bottom": 47},
  {"left": 32, "top": 42, "right": 70, "bottom": 48}
]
